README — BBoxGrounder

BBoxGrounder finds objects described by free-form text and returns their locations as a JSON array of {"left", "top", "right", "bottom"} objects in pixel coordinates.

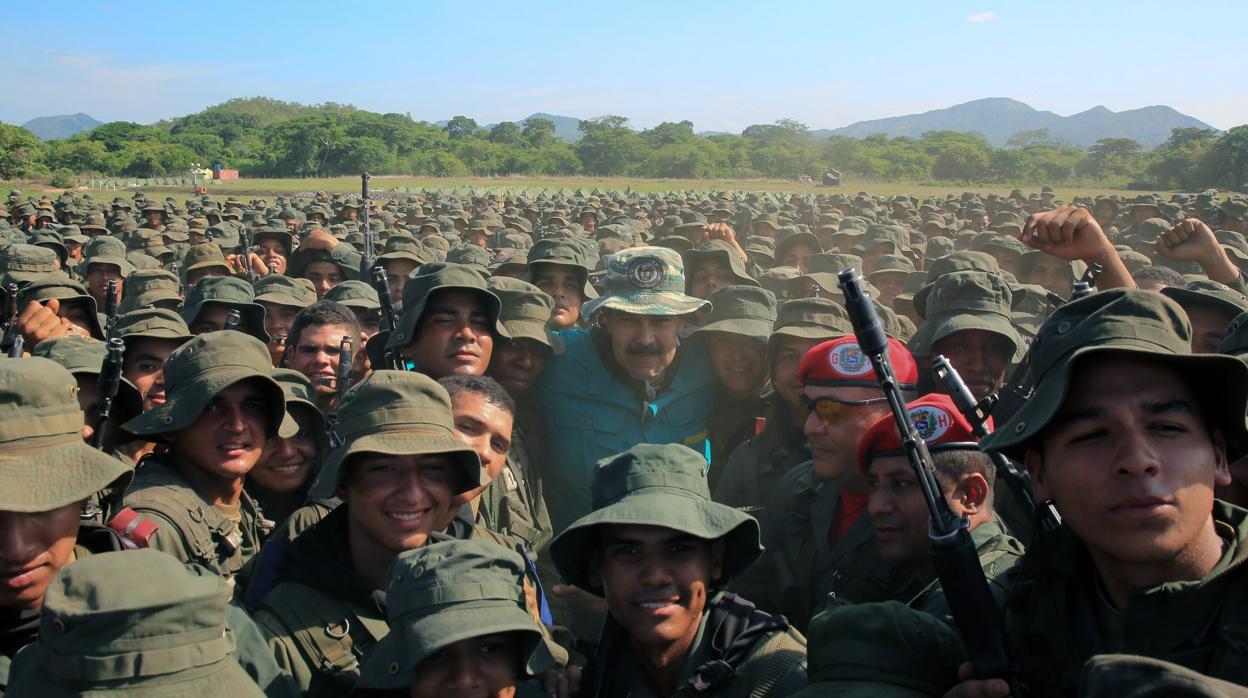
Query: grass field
[{"left": 5, "top": 175, "right": 1174, "bottom": 202}]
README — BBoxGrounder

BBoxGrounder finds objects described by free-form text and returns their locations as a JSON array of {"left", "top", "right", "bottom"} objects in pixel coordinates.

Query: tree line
[{"left": 2, "top": 97, "right": 1246, "bottom": 190}]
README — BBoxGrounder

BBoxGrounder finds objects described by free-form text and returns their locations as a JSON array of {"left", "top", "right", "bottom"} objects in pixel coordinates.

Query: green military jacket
[
  {"left": 730, "top": 463, "right": 917, "bottom": 632},
  {"left": 120, "top": 455, "right": 270, "bottom": 586},
  {"left": 1005, "top": 501, "right": 1248, "bottom": 697},
  {"left": 906, "top": 519, "right": 1026, "bottom": 618},
  {"left": 712, "top": 399, "right": 809, "bottom": 515},
  {"left": 706, "top": 390, "right": 769, "bottom": 492},
  {"left": 479, "top": 418, "right": 552, "bottom": 553},
  {"left": 590, "top": 592, "right": 807, "bottom": 698}
]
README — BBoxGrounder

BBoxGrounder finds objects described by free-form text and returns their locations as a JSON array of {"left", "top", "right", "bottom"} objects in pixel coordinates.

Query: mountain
[
  {"left": 21, "top": 113, "right": 102, "bottom": 141},
  {"left": 521, "top": 113, "right": 583, "bottom": 142},
  {"left": 816, "top": 98, "right": 1215, "bottom": 148}
]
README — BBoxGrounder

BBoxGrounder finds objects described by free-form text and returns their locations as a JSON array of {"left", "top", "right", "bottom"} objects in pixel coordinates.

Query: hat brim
[
  {"left": 983, "top": 346, "right": 1248, "bottom": 461},
  {"left": 907, "top": 312, "right": 1022, "bottom": 361},
  {"left": 122, "top": 366, "right": 295, "bottom": 441},
  {"left": 1160, "top": 287, "right": 1248, "bottom": 320},
  {"left": 581, "top": 292, "right": 709, "bottom": 319},
  {"left": 549, "top": 490, "right": 761, "bottom": 593},
  {"left": 0, "top": 435, "right": 131, "bottom": 512},
  {"left": 314, "top": 430, "right": 481, "bottom": 499},
  {"left": 691, "top": 318, "right": 773, "bottom": 342},
  {"left": 356, "top": 604, "right": 548, "bottom": 690},
  {"left": 501, "top": 320, "right": 560, "bottom": 352}
]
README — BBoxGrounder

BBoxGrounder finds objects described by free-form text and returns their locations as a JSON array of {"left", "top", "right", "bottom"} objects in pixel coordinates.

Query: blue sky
[{"left": 3, "top": 0, "right": 1245, "bottom": 131}]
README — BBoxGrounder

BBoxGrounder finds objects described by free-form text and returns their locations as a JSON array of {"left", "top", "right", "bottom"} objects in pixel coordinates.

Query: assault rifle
[
  {"left": 89, "top": 338, "right": 125, "bottom": 450},
  {"left": 358, "top": 173, "right": 375, "bottom": 278},
  {"left": 238, "top": 228, "right": 259, "bottom": 283},
  {"left": 103, "top": 279, "right": 119, "bottom": 338},
  {"left": 838, "top": 268, "right": 1015, "bottom": 686},
  {"left": 371, "top": 267, "right": 405, "bottom": 370}
]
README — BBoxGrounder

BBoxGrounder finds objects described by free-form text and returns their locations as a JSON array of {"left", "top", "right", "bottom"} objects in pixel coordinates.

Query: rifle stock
[{"left": 90, "top": 338, "right": 125, "bottom": 450}]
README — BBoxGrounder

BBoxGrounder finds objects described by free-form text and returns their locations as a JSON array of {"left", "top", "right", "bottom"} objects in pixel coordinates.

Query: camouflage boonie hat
[
  {"left": 907, "top": 271, "right": 1022, "bottom": 360},
  {"left": 982, "top": 289, "right": 1248, "bottom": 460},
  {"left": 487, "top": 277, "right": 559, "bottom": 351},
  {"left": 550, "top": 443, "right": 761, "bottom": 594},
  {"left": 311, "top": 370, "right": 481, "bottom": 498},
  {"left": 692, "top": 285, "right": 778, "bottom": 341},
  {"left": 118, "top": 268, "right": 183, "bottom": 314},
  {"left": 581, "top": 246, "right": 709, "bottom": 319},
  {"left": 355, "top": 540, "right": 554, "bottom": 690},
  {"left": 791, "top": 601, "right": 963, "bottom": 698},
  {"left": 121, "top": 330, "right": 296, "bottom": 441},
  {"left": 0, "top": 358, "right": 130, "bottom": 512},
  {"left": 253, "top": 274, "right": 317, "bottom": 309},
  {"left": 6, "top": 549, "right": 265, "bottom": 697},
  {"left": 382, "top": 262, "right": 509, "bottom": 351},
  {"left": 180, "top": 275, "right": 270, "bottom": 342}
]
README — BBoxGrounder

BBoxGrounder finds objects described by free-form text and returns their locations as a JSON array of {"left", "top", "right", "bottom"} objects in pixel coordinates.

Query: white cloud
[{"left": 966, "top": 11, "right": 998, "bottom": 23}]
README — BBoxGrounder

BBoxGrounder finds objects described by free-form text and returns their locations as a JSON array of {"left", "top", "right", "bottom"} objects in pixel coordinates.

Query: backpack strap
[{"left": 260, "top": 582, "right": 381, "bottom": 682}]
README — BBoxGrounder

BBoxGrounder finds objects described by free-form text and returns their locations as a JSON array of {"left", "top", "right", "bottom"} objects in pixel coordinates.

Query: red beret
[
  {"left": 797, "top": 335, "right": 918, "bottom": 390},
  {"left": 856, "top": 393, "right": 990, "bottom": 474}
]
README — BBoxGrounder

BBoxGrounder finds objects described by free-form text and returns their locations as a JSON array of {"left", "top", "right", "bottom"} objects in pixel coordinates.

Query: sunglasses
[{"left": 801, "top": 394, "right": 888, "bottom": 425}]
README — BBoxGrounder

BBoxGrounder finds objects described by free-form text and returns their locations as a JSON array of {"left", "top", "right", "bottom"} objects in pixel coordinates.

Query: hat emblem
[
  {"left": 829, "top": 342, "right": 872, "bottom": 376},
  {"left": 910, "top": 405, "right": 951, "bottom": 442},
  {"left": 627, "top": 257, "right": 665, "bottom": 289}
]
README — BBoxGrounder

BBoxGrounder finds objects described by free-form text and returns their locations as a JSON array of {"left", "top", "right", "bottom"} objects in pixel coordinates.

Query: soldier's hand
[
  {"left": 943, "top": 662, "right": 1010, "bottom": 698},
  {"left": 1157, "top": 218, "right": 1219, "bottom": 263},
  {"left": 18, "top": 299, "right": 69, "bottom": 347},
  {"left": 1020, "top": 206, "right": 1111, "bottom": 263},
  {"left": 523, "top": 578, "right": 542, "bottom": 623},
  {"left": 704, "top": 223, "right": 748, "bottom": 262},
  {"left": 246, "top": 252, "right": 270, "bottom": 277}
]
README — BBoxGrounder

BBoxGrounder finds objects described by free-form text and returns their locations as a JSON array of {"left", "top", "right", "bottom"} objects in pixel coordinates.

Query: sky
[{"left": 4, "top": 0, "right": 1245, "bottom": 132}]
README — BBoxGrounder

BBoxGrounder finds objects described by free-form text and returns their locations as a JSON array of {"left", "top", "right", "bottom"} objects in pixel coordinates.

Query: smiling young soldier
[
  {"left": 524, "top": 238, "right": 598, "bottom": 330},
  {"left": 118, "top": 330, "right": 298, "bottom": 585},
  {"left": 252, "top": 370, "right": 483, "bottom": 697},
  {"left": 731, "top": 336, "right": 920, "bottom": 632},
  {"left": 254, "top": 274, "right": 318, "bottom": 367},
  {"left": 550, "top": 443, "right": 807, "bottom": 698},
  {"left": 282, "top": 300, "right": 362, "bottom": 412},
  {"left": 943, "top": 288, "right": 1248, "bottom": 697}
]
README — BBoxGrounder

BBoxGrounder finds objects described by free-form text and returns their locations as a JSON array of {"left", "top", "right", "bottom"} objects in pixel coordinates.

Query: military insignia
[
  {"left": 909, "top": 405, "right": 952, "bottom": 442},
  {"left": 627, "top": 257, "right": 665, "bottom": 289},
  {"left": 829, "top": 342, "right": 872, "bottom": 376}
]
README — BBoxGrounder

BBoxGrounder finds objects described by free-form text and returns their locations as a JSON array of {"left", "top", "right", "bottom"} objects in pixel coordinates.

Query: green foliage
[
  {"left": 49, "top": 168, "right": 75, "bottom": 188},
  {"left": 6, "top": 98, "right": 1248, "bottom": 189}
]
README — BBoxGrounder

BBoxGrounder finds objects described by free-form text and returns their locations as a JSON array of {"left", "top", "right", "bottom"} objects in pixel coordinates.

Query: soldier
[
  {"left": 731, "top": 336, "right": 919, "bottom": 632},
  {"left": 251, "top": 370, "right": 483, "bottom": 696},
  {"left": 254, "top": 274, "right": 318, "bottom": 366},
  {"left": 282, "top": 300, "right": 361, "bottom": 411},
  {"left": 549, "top": 443, "right": 807, "bottom": 698},
  {"left": 180, "top": 275, "right": 270, "bottom": 342},
  {"left": 438, "top": 375, "right": 521, "bottom": 542},
  {"left": 351, "top": 540, "right": 557, "bottom": 698},
  {"left": 117, "top": 331, "right": 296, "bottom": 584},
  {"left": 245, "top": 369, "right": 326, "bottom": 528},
  {"left": 115, "top": 307, "right": 194, "bottom": 412},
  {"left": 946, "top": 288, "right": 1248, "bottom": 696},
  {"left": 522, "top": 239, "right": 596, "bottom": 331},
  {"left": 79, "top": 236, "right": 132, "bottom": 310},
  {"left": 323, "top": 280, "right": 383, "bottom": 341}
]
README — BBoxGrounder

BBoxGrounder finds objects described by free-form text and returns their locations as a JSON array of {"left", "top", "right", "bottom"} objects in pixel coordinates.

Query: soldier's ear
[
  {"left": 1211, "top": 429, "right": 1231, "bottom": 487},
  {"left": 1024, "top": 448, "right": 1050, "bottom": 502}
]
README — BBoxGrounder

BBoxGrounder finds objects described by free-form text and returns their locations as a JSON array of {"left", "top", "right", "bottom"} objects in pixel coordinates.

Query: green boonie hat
[
  {"left": 377, "top": 236, "right": 432, "bottom": 265},
  {"left": 180, "top": 276, "right": 270, "bottom": 342},
  {"left": 324, "top": 280, "right": 380, "bottom": 310},
  {"left": 446, "top": 244, "right": 492, "bottom": 278},
  {"left": 6, "top": 549, "right": 265, "bottom": 697},
  {"left": 287, "top": 244, "right": 363, "bottom": 281},
  {"left": 908, "top": 271, "right": 1022, "bottom": 360},
  {"left": 683, "top": 240, "right": 759, "bottom": 291},
  {"left": 180, "top": 242, "right": 230, "bottom": 279},
  {"left": 355, "top": 540, "right": 553, "bottom": 690},
  {"left": 116, "top": 307, "right": 194, "bottom": 344},
  {"left": 272, "top": 368, "right": 327, "bottom": 447},
  {"left": 2, "top": 243, "right": 65, "bottom": 285},
  {"left": 791, "top": 601, "right": 963, "bottom": 698},
  {"left": 1221, "top": 199, "right": 1248, "bottom": 220},
  {"left": 1160, "top": 280, "right": 1248, "bottom": 320},
  {"left": 1078, "top": 654, "right": 1248, "bottom": 698},
  {"left": 0, "top": 358, "right": 130, "bottom": 512},
  {"left": 384, "top": 262, "right": 509, "bottom": 350},
  {"left": 692, "top": 285, "right": 778, "bottom": 341},
  {"left": 16, "top": 278, "right": 105, "bottom": 339},
  {"left": 582, "top": 246, "right": 710, "bottom": 319},
  {"left": 769, "top": 298, "right": 852, "bottom": 349},
  {"left": 867, "top": 254, "right": 915, "bottom": 282},
  {"left": 31, "top": 336, "right": 144, "bottom": 418},
  {"left": 82, "top": 236, "right": 135, "bottom": 277},
  {"left": 311, "top": 370, "right": 481, "bottom": 498},
  {"left": 253, "top": 274, "right": 317, "bottom": 309},
  {"left": 487, "top": 277, "right": 559, "bottom": 351},
  {"left": 121, "top": 330, "right": 296, "bottom": 441},
  {"left": 982, "top": 289, "right": 1248, "bottom": 460},
  {"left": 118, "top": 268, "right": 183, "bottom": 314},
  {"left": 808, "top": 252, "right": 863, "bottom": 275},
  {"left": 1222, "top": 311, "right": 1248, "bottom": 357},
  {"left": 550, "top": 443, "right": 762, "bottom": 593}
]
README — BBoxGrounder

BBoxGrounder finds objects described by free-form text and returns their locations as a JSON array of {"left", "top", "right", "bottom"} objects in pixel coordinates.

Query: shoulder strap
[
  {"left": 260, "top": 583, "right": 380, "bottom": 679},
  {"left": 127, "top": 481, "right": 241, "bottom": 572},
  {"left": 682, "top": 593, "right": 794, "bottom": 698}
]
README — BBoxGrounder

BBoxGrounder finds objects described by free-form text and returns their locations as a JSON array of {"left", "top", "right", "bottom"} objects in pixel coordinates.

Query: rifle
[
  {"left": 224, "top": 309, "right": 241, "bottom": 331},
  {"left": 238, "top": 228, "right": 259, "bottom": 284},
  {"left": 7, "top": 335, "right": 23, "bottom": 358},
  {"left": 992, "top": 262, "right": 1102, "bottom": 423},
  {"left": 838, "top": 268, "right": 1015, "bottom": 685},
  {"left": 89, "top": 338, "right": 125, "bottom": 450},
  {"left": 359, "top": 173, "right": 375, "bottom": 278},
  {"left": 932, "top": 356, "right": 1062, "bottom": 534},
  {"left": 2, "top": 283, "right": 20, "bottom": 353},
  {"left": 371, "top": 267, "right": 405, "bottom": 370},
  {"left": 327, "top": 335, "right": 354, "bottom": 449},
  {"left": 103, "top": 279, "right": 119, "bottom": 338}
]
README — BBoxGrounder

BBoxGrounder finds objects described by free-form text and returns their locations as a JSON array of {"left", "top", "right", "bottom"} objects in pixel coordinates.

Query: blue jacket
[{"left": 532, "top": 328, "right": 713, "bottom": 533}]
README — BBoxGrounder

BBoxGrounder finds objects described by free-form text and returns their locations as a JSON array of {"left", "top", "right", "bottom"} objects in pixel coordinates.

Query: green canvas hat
[
  {"left": 1221, "top": 310, "right": 1248, "bottom": 357},
  {"left": 355, "top": 539, "right": 553, "bottom": 690},
  {"left": 682, "top": 240, "right": 759, "bottom": 292},
  {"left": 324, "top": 279, "right": 380, "bottom": 310},
  {"left": 377, "top": 235, "right": 432, "bottom": 265},
  {"left": 311, "top": 370, "right": 481, "bottom": 498},
  {"left": 790, "top": 601, "right": 963, "bottom": 698},
  {"left": 118, "top": 268, "right": 183, "bottom": 314},
  {"left": 487, "top": 277, "right": 559, "bottom": 351},
  {"left": 179, "top": 275, "right": 270, "bottom": 342},
  {"left": 6, "top": 549, "right": 265, "bottom": 697},
  {"left": 769, "top": 297, "right": 852, "bottom": 348},
  {"left": 808, "top": 252, "right": 863, "bottom": 275},
  {"left": 116, "top": 306, "right": 194, "bottom": 344},
  {"left": 384, "top": 262, "right": 508, "bottom": 350},
  {"left": 121, "top": 330, "right": 296, "bottom": 441},
  {"left": 692, "top": 285, "right": 778, "bottom": 341},
  {"left": 908, "top": 271, "right": 1023, "bottom": 360},
  {"left": 253, "top": 274, "right": 316, "bottom": 309},
  {"left": 81, "top": 235, "right": 136, "bottom": 278},
  {"left": 867, "top": 253, "right": 916, "bottom": 282},
  {"left": 549, "top": 443, "right": 761, "bottom": 593},
  {"left": 0, "top": 357, "right": 130, "bottom": 512},
  {"left": 31, "top": 335, "right": 143, "bottom": 417},
  {"left": 981, "top": 289, "right": 1248, "bottom": 460},
  {"left": 1, "top": 243, "right": 65, "bottom": 286},
  {"left": 446, "top": 244, "right": 492, "bottom": 278},
  {"left": 581, "top": 246, "right": 710, "bottom": 319},
  {"left": 16, "top": 277, "right": 105, "bottom": 339},
  {"left": 287, "top": 244, "right": 362, "bottom": 281},
  {"left": 179, "top": 242, "right": 230, "bottom": 281},
  {"left": 1160, "top": 279, "right": 1248, "bottom": 319}
]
